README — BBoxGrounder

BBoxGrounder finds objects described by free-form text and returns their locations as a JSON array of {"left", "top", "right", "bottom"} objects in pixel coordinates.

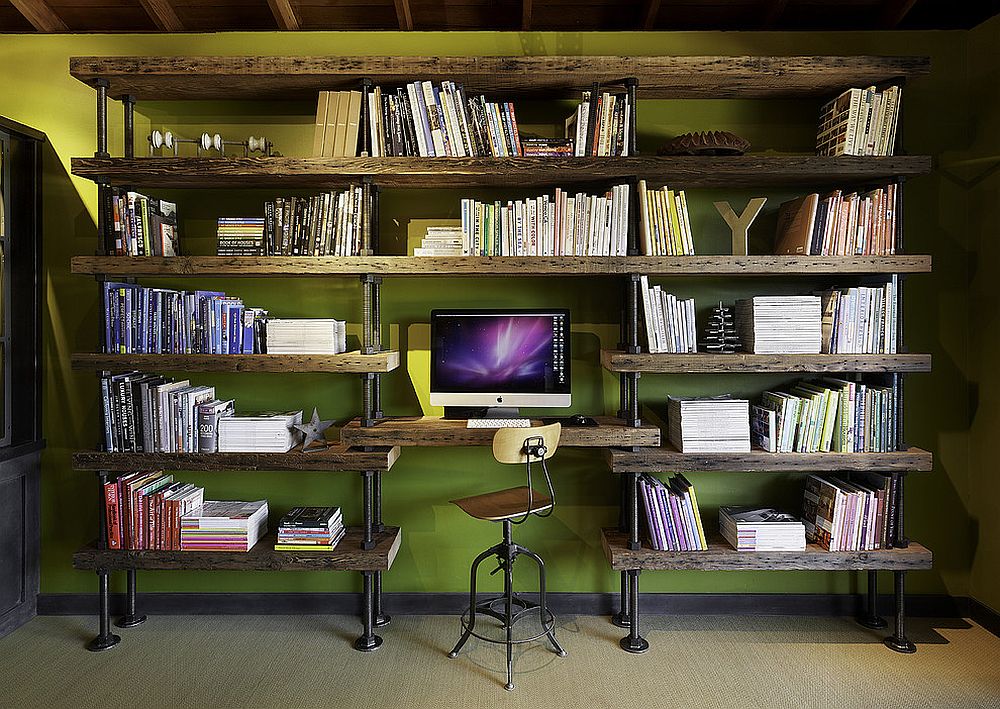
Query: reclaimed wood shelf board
[
  {"left": 71, "top": 255, "right": 933, "bottom": 278},
  {"left": 69, "top": 55, "right": 929, "bottom": 100},
  {"left": 601, "top": 528, "right": 932, "bottom": 571},
  {"left": 69, "top": 155, "right": 932, "bottom": 189},
  {"left": 601, "top": 350, "right": 932, "bottom": 373},
  {"left": 605, "top": 445, "right": 933, "bottom": 473},
  {"left": 339, "top": 415, "right": 661, "bottom": 448},
  {"left": 72, "top": 445, "right": 400, "bottom": 473},
  {"left": 70, "top": 351, "right": 400, "bottom": 373},
  {"left": 73, "top": 526, "right": 402, "bottom": 573}
]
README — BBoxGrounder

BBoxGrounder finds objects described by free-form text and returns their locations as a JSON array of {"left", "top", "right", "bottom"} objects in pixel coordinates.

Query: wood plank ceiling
[{"left": 1, "top": 0, "right": 997, "bottom": 33}]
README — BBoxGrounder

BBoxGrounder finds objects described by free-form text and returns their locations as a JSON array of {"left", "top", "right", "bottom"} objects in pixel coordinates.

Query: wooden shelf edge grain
[
  {"left": 600, "top": 351, "right": 933, "bottom": 373},
  {"left": 71, "top": 254, "right": 934, "bottom": 278},
  {"left": 70, "top": 350, "right": 401, "bottom": 373},
  {"left": 600, "top": 528, "right": 933, "bottom": 571},
  {"left": 604, "top": 445, "right": 933, "bottom": 473},
  {"left": 69, "top": 55, "right": 930, "bottom": 100},
  {"left": 68, "top": 155, "right": 933, "bottom": 189},
  {"left": 72, "top": 445, "right": 401, "bottom": 473},
  {"left": 72, "top": 526, "right": 402, "bottom": 573},
  {"left": 339, "top": 415, "right": 661, "bottom": 448}
]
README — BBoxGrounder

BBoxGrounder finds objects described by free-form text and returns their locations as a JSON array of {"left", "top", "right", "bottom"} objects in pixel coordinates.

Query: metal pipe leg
[
  {"left": 354, "top": 571, "right": 383, "bottom": 652},
  {"left": 612, "top": 571, "right": 631, "bottom": 628},
  {"left": 619, "top": 569, "right": 649, "bottom": 653},
  {"left": 373, "top": 571, "right": 391, "bottom": 627},
  {"left": 450, "top": 545, "right": 497, "bottom": 658},
  {"left": 86, "top": 570, "right": 121, "bottom": 651},
  {"left": 857, "top": 570, "right": 887, "bottom": 630},
  {"left": 521, "top": 548, "right": 566, "bottom": 657},
  {"left": 115, "top": 568, "right": 147, "bottom": 628},
  {"left": 884, "top": 571, "right": 916, "bottom": 654},
  {"left": 504, "top": 545, "right": 515, "bottom": 691}
]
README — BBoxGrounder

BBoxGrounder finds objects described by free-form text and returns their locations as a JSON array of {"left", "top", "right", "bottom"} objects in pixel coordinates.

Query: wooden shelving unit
[
  {"left": 70, "top": 351, "right": 400, "bottom": 373},
  {"left": 72, "top": 445, "right": 400, "bottom": 473},
  {"left": 601, "top": 350, "right": 932, "bottom": 374},
  {"left": 74, "top": 527, "right": 402, "bottom": 573},
  {"left": 71, "top": 254, "right": 933, "bottom": 278}
]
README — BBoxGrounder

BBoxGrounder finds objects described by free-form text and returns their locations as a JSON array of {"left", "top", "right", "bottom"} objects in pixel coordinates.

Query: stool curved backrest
[{"left": 492, "top": 423, "right": 561, "bottom": 464}]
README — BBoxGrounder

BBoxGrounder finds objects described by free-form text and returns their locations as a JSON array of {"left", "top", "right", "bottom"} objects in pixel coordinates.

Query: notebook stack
[
  {"left": 217, "top": 411, "right": 304, "bottom": 453},
  {"left": 180, "top": 500, "right": 269, "bottom": 552},
  {"left": 719, "top": 506, "right": 806, "bottom": 552},
  {"left": 735, "top": 296, "right": 822, "bottom": 354},
  {"left": 216, "top": 217, "right": 265, "bottom": 256},
  {"left": 413, "top": 225, "right": 466, "bottom": 256},
  {"left": 667, "top": 396, "right": 751, "bottom": 453},
  {"left": 638, "top": 474, "right": 708, "bottom": 551},
  {"left": 275, "top": 506, "right": 346, "bottom": 551},
  {"left": 264, "top": 319, "right": 347, "bottom": 354}
]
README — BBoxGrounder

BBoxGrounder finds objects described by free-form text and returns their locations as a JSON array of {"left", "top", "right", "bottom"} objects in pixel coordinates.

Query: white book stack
[
  {"left": 266, "top": 319, "right": 347, "bottom": 354},
  {"left": 719, "top": 506, "right": 806, "bottom": 552},
  {"left": 639, "top": 276, "right": 696, "bottom": 353},
  {"left": 218, "top": 411, "right": 304, "bottom": 453},
  {"left": 180, "top": 500, "right": 269, "bottom": 552},
  {"left": 414, "top": 226, "right": 466, "bottom": 256},
  {"left": 667, "top": 396, "right": 751, "bottom": 453},
  {"left": 735, "top": 296, "right": 822, "bottom": 354}
]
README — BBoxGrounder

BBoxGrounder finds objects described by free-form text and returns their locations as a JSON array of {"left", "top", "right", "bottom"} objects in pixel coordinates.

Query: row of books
[
  {"left": 565, "top": 89, "right": 633, "bottom": 156},
  {"left": 259, "top": 188, "right": 371, "bottom": 257},
  {"left": 774, "top": 185, "right": 898, "bottom": 257},
  {"left": 639, "top": 277, "right": 697, "bottom": 353},
  {"left": 367, "top": 82, "right": 522, "bottom": 158},
  {"left": 804, "top": 474, "right": 896, "bottom": 551},
  {"left": 216, "top": 217, "right": 266, "bottom": 256},
  {"left": 736, "top": 296, "right": 822, "bottom": 354},
  {"left": 821, "top": 284, "right": 898, "bottom": 355},
  {"left": 276, "top": 506, "right": 344, "bottom": 551},
  {"left": 458, "top": 184, "right": 632, "bottom": 257},
  {"left": 103, "top": 472, "right": 204, "bottom": 550},
  {"left": 312, "top": 90, "right": 363, "bottom": 158},
  {"left": 107, "top": 188, "right": 179, "bottom": 257},
  {"left": 720, "top": 506, "right": 806, "bottom": 552},
  {"left": 639, "top": 473, "right": 708, "bottom": 551},
  {"left": 816, "top": 85, "right": 901, "bottom": 157},
  {"left": 181, "top": 500, "right": 269, "bottom": 551},
  {"left": 637, "top": 180, "right": 695, "bottom": 255},
  {"left": 753, "top": 379, "right": 896, "bottom": 454}
]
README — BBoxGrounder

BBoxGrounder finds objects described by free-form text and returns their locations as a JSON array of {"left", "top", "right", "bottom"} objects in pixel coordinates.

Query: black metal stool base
[
  {"left": 115, "top": 614, "right": 147, "bottom": 629},
  {"left": 619, "top": 635, "right": 649, "bottom": 654},
  {"left": 374, "top": 614, "right": 392, "bottom": 628},
  {"left": 86, "top": 633, "right": 121, "bottom": 652},
  {"left": 611, "top": 611, "right": 630, "bottom": 628},
  {"left": 884, "top": 636, "right": 916, "bottom": 654},
  {"left": 857, "top": 614, "right": 888, "bottom": 630},
  {"left": 353, "top": 634, "right": 383, "bottom": 652}
]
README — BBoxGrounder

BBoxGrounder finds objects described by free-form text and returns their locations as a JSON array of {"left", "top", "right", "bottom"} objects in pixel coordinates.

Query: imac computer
[{"left": 430, "top": 309, "right": 570, "bottom": 422}]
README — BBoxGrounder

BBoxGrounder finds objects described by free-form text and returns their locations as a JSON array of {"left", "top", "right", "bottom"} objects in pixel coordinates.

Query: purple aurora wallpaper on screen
[{"left": 433, "top": 315, "right": 565, "bottom": 391}]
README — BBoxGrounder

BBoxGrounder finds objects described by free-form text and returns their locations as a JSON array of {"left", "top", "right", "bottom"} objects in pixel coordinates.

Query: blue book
[
  {"left": 228, "top": 303, "right": 243, "bottom": 354},
  {"left": 241, "top": 308, "right": 255, "bottom": 354}
]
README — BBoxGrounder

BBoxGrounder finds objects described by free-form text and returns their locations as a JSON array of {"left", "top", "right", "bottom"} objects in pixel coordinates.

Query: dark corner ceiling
[{"left": 1, "top": 0, "right": 998, "bottom": 34}]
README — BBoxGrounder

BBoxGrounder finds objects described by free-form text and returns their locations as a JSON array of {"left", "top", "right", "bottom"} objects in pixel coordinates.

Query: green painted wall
[{"left": 0, "top": 30, "right": 980, "bottom": 598}]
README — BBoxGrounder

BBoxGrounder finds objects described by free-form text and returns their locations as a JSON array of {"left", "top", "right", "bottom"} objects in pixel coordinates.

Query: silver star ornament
[{"left": 294, "top": 408, "right": 335, "bottom": 452}]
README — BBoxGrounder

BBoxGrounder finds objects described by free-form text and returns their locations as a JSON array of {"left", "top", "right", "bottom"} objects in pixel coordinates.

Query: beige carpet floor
[{"left": 1, "top": 614, "right": 998, "bottom": 709}]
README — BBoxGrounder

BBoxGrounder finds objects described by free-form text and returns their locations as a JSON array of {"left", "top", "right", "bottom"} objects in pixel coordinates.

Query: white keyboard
[{"left": 466, "top": 418, "right": 532, "bottom": 429}]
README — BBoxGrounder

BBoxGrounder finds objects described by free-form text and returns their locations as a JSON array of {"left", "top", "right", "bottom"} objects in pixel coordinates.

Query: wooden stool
[{"left": 447, "top": 424, "right": 567, "bottom": 691}]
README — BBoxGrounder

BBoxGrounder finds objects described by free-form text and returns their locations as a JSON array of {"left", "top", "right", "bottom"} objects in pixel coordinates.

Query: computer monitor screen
[{"left": 430, "top": 309, "right": 570, "bottom": 408}]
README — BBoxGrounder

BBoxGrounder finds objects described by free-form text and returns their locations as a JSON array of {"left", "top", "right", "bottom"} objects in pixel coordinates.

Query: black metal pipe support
[
  {"left": 628, "top": 472, "right": 641, "bottom": 551},
  {"left": 884, "top": 571, "right": 916, "bottom": 654},
  {"left": 361, "top": 470, "right": 375, "bottom": 551},
  {"left": 122, "top": 94, "right": 135, "bottom": 158},
  {"left": 619, "top": 569, "right": 648, "bottom": 653},
  {"left": 353, "top": 571, "right": 383, "bottom": 652},
  {"left": 95, "top": 79, "right": 109, "bottom": 158},
  {"left": 857, "top": 570, "right": 887, "bottom": 630},
  {"left": 611, "top": 571, "right": 630, "bottom": 628},
  {"left": 115, "top": 569, "right": 147, "bottom": 628},
  {"left": 87, "top": 470, "right": 120, "bottom": 651}
]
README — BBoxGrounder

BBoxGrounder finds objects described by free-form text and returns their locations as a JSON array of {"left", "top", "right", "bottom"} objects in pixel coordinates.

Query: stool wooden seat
[{"left": 451, "top": 486, "right": 553, "bottom": 521}]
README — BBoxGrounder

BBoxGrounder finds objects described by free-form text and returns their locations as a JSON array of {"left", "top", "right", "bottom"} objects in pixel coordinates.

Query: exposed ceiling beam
[
  {"left": 881, "top": 0, "right": 918, "bottom": 28},
  {"left": 523, "top": 0, "right": 532, "bottom": 30},
  {"left": 139, "top": 0, "right": 184, "bottom": 32},
  {"left": 393, "top": 0, "right": 414, "bottom": 30},
  {"left": 266, "top": 0, "right": 299, "bottom": 31},
  {"left": 762, "top": 0, "right": 790, "bottom": 28},
  {"left": 9, "top": 0, "right": 68, "bottom": 32},
  {"left": 640, "top": 0, "right": 662, "bottom": 30}
]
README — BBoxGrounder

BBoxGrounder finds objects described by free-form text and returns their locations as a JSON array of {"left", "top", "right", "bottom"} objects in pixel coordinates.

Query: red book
[{"left": 103, "top": 480, "right": 122, "bottom": 550}]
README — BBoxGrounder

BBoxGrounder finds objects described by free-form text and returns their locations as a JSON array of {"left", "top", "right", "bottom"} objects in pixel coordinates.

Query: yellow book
[
  {"left": 322, "top": 92, "right": 341, "bottom": 158},
  {"left": 343, "top": 90, "right": 362, "bottom": 158},
  {"left": 666, "top": 188, "right": 683, "bottom": 256},
  {"left": 656, "top": 189, "right": 671, "bottom": 255},
  {"left": 332, "top": 91, "right": 352, "bottom": 157},
  {"left": 313, "top": 91, "right": 330, "bottom": 157},
  {"left": 678, "top": 475, "right": 708, "bottom": 551},
  {"left": 274, "top": 544, "right": 341, "bottom": 551}
]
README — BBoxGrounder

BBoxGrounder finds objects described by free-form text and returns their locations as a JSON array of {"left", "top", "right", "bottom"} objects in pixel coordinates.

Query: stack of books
[
  {"left": 565, "top": 89, "right": 633, "bottom": 156},
  {"left": 264, "top": 319, "right": 347, "bottom": 355},
  {"left": 820, "top": 285, "right": 898, "bottom": 354},
  {"left": 802, "top": 474, "right": 894, "bottom": 552},
  {"left": 313, "top": 90, "right": 363, "bottom": 157},
  {"left": 367, "top": 82, "right": 522, "bottom": 157},
  {"left": 637, "top": 181, "right": 695, "bottom": 255},
  {"left": 102, "top": 283, "right": 267, "bottom": 355},
  {"left": 773, "top": 185, "right": 897, "bottom": 256},
  {"left": 180, "top": 500, "right": 269, "bottom": 552},
  {"left": 216, "top": 217, "right": 265, "bottom": 256},
  {"left": 639, "top": 474, "right": 707, "bottom": 551},
  {"left": 102, "top": 472, "right": 205, "bottom": 551},
  {"left": 816, "top": 85, "right": 901, "bottom": 157},
  {"left": 520, "top": 137, "right": 574, "bottom": 157},
  {"left": 735, "top": 296, "right": 822, "bottom": 354},
  {"left": 639, "top": 276, "right": 697, "bottom": 353},
  {"left": 108, "top": 188, "right": 179, "bottom": 256},
  {"left": 264, "top": 187, "right": 370, "bottom": 256},
  {"left": 217, "top": 411, "right": 304, "bottom": 453},
  {"left": 667, "top": 396, "right": 751, "bottom": 453},
  {"left": 413, "top": 225, "right": 465, "bottom": 256},
  {"left": 719, "top": 506, "right": 806, "bottom": 552},
  {"left": 275, "top": 506, "right": 346, "bottom": 551},
  {"left": 459, "top": 184, "right": 631, "bottom": 256},
  {"left": 752, "top": 379, "right": 896, "bottom": 454},
  {"left": 99, "top": 371, "right": 236, "bottom": 453}
]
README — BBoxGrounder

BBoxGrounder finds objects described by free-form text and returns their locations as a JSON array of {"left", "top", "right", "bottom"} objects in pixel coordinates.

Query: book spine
[{"left": 104, "top": 480, "right": 122, "bottom": 549}]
